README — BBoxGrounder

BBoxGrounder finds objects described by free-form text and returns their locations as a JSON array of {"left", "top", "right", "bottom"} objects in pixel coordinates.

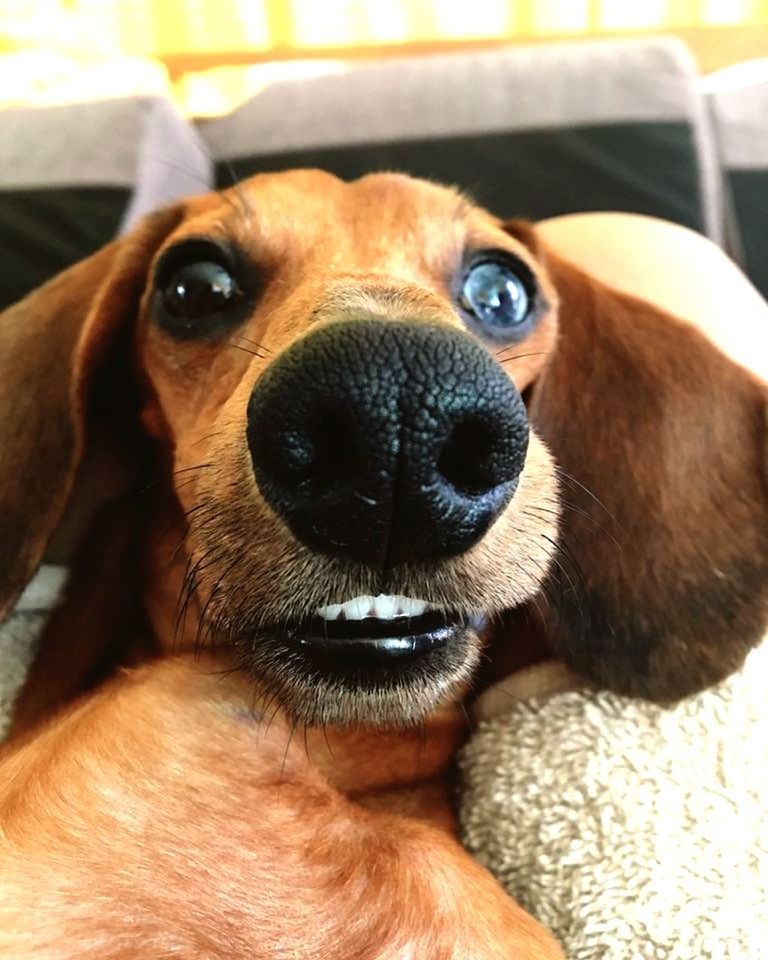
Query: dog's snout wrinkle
[{"left": 246, "top": 318, "right": 529, "bottom": 567}]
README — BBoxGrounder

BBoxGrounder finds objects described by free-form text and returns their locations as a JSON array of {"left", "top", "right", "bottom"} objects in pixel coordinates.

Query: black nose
[{"left": 247, "top": 319, "right": 528, "bottom": 567}]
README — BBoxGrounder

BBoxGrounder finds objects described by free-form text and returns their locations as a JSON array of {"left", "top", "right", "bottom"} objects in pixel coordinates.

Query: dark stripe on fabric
[
  {"left": 0, "top": 187, "right": 129, "bottom": 309},
  {"left": 727, "top": 170, "right": 768, "bottom": 302},
  {"left": 215, "top": 122, "right": 705, "bottom": 232}
]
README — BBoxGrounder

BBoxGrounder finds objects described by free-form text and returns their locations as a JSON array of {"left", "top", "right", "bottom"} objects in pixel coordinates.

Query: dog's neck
[
  {"left": 14, "top": 488, "right": 536, "bottom": 832},
  {"left": 138, "top": 496, "right": 470, "bottom": 828}
]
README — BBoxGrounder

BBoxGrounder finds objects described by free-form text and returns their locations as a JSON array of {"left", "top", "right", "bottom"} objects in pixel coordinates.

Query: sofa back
[{"left": 201, "top": 38, "right": 723, "bottom": 241}]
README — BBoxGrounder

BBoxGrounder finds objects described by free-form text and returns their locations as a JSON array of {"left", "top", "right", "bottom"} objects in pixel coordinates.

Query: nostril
[
  {"left": 275, "top": 409, "right": 358, "bottom": 495},
  {"left": 279, "top": 430, "right": 316, "bottom": 476},
  {"left": 437, "top": 417, "right": 503, "bottom": 496}
]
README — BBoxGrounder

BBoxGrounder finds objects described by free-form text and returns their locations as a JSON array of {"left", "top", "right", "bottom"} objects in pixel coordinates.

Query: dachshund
[{"left": 1, "top": 170, "right": 767, "bottom": 959}]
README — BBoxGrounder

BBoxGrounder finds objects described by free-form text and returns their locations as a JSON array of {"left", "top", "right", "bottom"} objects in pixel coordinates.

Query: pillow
[
  {"left": 706, "top": 64, "right": 768, "bottom": 300},
  {"left": 0, "top": 96, "right": 212, "bottom": 310},
  {"left": 200, "top": 37, "right": 722, "bottom": 241}
]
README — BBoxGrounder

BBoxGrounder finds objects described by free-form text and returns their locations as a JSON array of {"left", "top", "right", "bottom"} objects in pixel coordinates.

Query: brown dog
[{"left": 1, "top": 171, "right": 767, "bottom": 958}]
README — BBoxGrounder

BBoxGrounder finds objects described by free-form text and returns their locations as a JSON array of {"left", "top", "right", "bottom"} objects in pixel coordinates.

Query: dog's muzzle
[
  {"left": 247, "top": 318, "right": 528, "bottom": 568},
  {"left": 244, "top": 318, "right": 528, "bottom": 691}
]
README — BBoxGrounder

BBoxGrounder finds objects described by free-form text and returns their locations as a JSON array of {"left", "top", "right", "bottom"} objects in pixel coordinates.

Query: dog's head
[{"left": 1, "top": 170, "right": 766, "bottom": 727}]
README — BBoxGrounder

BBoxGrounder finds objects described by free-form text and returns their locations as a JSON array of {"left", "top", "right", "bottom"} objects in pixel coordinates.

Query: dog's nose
[{"left": 247, "top": 319, "right": 528, "bottom": 567}]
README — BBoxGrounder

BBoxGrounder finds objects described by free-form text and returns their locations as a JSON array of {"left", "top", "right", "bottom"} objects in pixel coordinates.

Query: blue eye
[{"left": 459, "top": 260, "right": 533, "bottom": 338}]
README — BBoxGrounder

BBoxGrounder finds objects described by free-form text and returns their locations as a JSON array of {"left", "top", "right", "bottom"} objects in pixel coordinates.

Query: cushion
[
  {"left": 706, "top": 63, "right": 768, "bottom": 299},
  {"left": 200, "top": 37, "right": 722, "bottom": 241},
  {"left": 0, "top": 97, "right": 212, "bottom": 309}
]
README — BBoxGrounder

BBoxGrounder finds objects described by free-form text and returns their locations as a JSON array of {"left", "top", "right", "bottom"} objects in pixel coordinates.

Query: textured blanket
[
  {"left": 459, "top": 641, "right": 768, "bottom": 960},
  {"left": 0, "top": 564, "right": 67, "bottom": 739}
]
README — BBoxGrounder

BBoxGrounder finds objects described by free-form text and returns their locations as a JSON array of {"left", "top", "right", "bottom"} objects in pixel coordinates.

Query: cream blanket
[
  {"left": 459, "top": 642, "right": 768, "bottom": 960},
  {"left": 0, "top": 564, "right": 67, "bottom": 739}
]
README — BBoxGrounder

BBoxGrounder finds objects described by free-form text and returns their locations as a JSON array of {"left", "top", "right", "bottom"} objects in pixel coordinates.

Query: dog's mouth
[
  {"left": 248, "top": 593, "right": 484, "bottom": 726},
  {"left": 286, "top": 594, "right": 468, "bottom": 666}
]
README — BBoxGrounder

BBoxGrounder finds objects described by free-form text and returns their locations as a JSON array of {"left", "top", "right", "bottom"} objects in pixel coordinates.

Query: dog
[{"left": 1, "top": 170, "right": 767, "bottom": 958}]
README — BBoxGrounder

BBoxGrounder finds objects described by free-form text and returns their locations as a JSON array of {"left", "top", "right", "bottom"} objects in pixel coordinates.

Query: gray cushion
[
  {"left": 0, "top": 97, "right": 212, "bottom": 309},
  {"left": 706, "top": 65, "right": 768, "bottom": 300},
  {"left": 200, "top": 37, "right": 722, "bottom": 241}
]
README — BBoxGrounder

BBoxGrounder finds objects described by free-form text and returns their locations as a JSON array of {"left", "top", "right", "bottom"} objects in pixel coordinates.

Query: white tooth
[
  {"left": 373, "top": 594, "right": 397, "bottom": 620},
  {"left": 405, "top": 598, "right": 427, "bottom": 617},
  {"left": 316, "top": 603, "right": 343, "bottom": 621},
  {"left": 392, "top": 596, "right": 429, "bottom": 618},
  {"left": 317, "top": 594, "right": 435, "bottom": 622},
  {"left": 344, "top": 596, "right": 373, "bottom": 620}
]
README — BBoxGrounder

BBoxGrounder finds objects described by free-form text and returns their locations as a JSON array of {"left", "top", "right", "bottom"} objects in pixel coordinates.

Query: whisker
[
  {"left": 166, "top": 532, "right": 191, "bottom": 569},
  {"left": 174, "top": 554, "right": 197, "bottom": 642},
  {"left": 320, "top": 722, "right": 335, "bottom": 761},
  {"left": 235, "top": 334, "right": 273, "bottom": 355},
  {"left": 133, "top": 462, "right": 215, "bottom": 498},
  {"left": 220, "top": 163, "right": 257, "bottom": 231},
  {"left": 524, "top": 500, "right": 623, "bottom": 552},
  {"left": 540, "top": 532, "right": 590, "bottom": 629},
  {"left": 495, "top": 350, "right": 548, "bottom": 364},
  {"left": 194, "top": 556, "right": 243, "bottom": 654},
  {"left": 416, "top": 719, "right": 427, "bottom": 771},
  {"left": 224, "top": 341, "right": 269, "bottom": 360},
  {"left": 280, "top": 719, "right": 299, "bottom": 778},
  {"left": 174, "top": 546, "right": 227, "bottom": 641},
  {"left": 554, "top": 466, "right": 618, "bottom": 524},
  {"left": 527, "top": 588, "right": 550, "bottom": 628},
  {"left": 145, "top": 154, "right": 214, "bottom": 192},
  {"left": 457, "top": 697, "right": 473, "bottom": 734},
  {"left": 181, "top": 499, "right": 218, "bottom": 523},
  {"left": 553, "top": 535, "right": 593, "bottom": 598},
  {"left": 189, "top": 419, "right": 242, "bottom": 449},
  {"left": 174, "top": 463, "right": 216, "bottom": 476},
  {"left": 261, "top": 688, "right": 287, "bottom": 740},
  {"left": 145, "top": 497, "right": 218, "bottom": 557}
]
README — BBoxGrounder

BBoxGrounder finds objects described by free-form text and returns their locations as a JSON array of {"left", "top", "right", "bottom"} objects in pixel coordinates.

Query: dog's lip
[
  {"left": 296, "top": 623, "right": 458, "bottom": 662},
  {"left": 277, "top": 606, "right": 487, "bottom": 668},
  {"left": 252, "top": 606, "right": 487, "bottom": 721}
]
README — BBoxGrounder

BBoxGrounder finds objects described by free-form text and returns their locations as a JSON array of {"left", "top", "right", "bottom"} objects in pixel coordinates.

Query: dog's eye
[
  {"left": 154, "top": 238, "right": 247, "bottom": 337},
  {"left": 162, "top": 261, "right": 242, "bottom": 319},
  {"left": 459, "top": 259, "right": 533, "bottom": 339}
]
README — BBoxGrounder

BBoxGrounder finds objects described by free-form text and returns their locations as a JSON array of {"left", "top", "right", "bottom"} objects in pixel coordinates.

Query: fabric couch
[{"left": 1, "top": 35, "right": 766, "bottom": 313}]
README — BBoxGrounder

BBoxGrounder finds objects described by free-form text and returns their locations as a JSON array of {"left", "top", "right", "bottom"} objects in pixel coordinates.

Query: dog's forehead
[
  {"left": 233, "top": 168, "right": 473, "bottom": 222},
  {"left": 205, "top": 170, "right": 492, "bottom": 267}
]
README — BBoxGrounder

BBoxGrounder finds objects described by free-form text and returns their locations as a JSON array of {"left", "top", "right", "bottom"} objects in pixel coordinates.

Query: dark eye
[
  {"left": 459, "top": 259, "right": 533, "bottom": 339},
  {"left": 163, "top": 261, "right": 241, "bottom": 318},
  {"left": 154, "top": 239, "right": 246, "bottom": 337}
]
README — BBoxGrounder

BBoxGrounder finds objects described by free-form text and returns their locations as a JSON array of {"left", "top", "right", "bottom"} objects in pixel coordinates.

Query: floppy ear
[
  {"left": 0, "top": 206, "right": 184, "bottom": 620},
  {"left": 528, "top": 248, "right": 768, "bottom": 701}
]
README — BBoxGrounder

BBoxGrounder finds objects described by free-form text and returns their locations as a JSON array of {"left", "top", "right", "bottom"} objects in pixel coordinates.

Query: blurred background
[
  {"left": 1, "top": 0, "right": 767, "bottom": 116},
  {"left": 1, "top": 1, "right": 766, "bottom": 309}
]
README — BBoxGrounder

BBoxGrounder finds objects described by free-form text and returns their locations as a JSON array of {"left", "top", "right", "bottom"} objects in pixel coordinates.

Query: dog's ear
[
  {"left": 0, "top": 206, "right": 184, "bottom": 620},
  {"left": 527, "top": 247, "right": 768, "bottom": 701}
]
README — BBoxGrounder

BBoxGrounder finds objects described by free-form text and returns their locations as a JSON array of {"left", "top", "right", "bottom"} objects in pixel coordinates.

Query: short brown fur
[{"left": 1, "top": 171, "right": 766, "bottom": 957}]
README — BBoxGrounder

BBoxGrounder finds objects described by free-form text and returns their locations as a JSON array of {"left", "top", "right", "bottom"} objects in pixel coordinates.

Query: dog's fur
[{"left": 1, "top": 171, "right": 767, "bottom": 958}]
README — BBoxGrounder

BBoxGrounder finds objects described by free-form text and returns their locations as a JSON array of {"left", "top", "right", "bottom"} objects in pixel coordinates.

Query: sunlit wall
[{"left": 1, "top": 0, "right": 766, "bottom": 114}]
